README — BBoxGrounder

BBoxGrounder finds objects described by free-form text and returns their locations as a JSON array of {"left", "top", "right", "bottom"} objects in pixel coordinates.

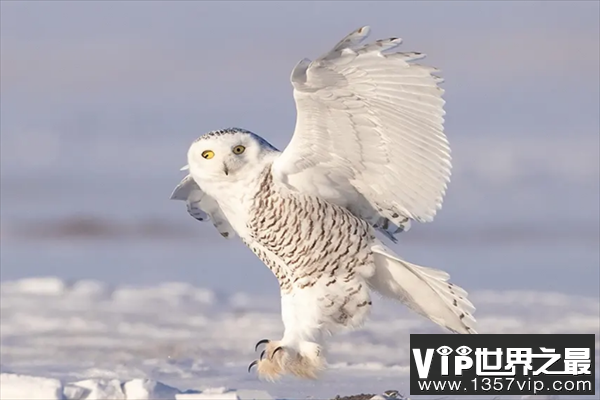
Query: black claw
[
  {"left": 248, "top": 360, "right": 258, "bottom": 373},
  {"left": 260, "top": 349, "right": 266, "bottom": 360},
  {"left": 254, "top": 339, "right": 269, "bottom": 352},
  {"left": 271, "top": 346, "right": 284, "bottom": 359}
]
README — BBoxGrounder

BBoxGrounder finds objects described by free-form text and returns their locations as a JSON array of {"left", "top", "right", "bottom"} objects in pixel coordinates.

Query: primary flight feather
[{"left": 171, "top": 26, "right": 476, "bottom": 381}]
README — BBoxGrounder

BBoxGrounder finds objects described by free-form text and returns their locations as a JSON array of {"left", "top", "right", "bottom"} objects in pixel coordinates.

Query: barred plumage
[{"left": 246, "top": 168, "right": 374, "bottom": 295}]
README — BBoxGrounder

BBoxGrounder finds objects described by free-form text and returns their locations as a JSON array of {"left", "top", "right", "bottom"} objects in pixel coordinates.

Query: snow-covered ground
[{"left": 1, "top": 277, "right": 598, "bottom": 399}]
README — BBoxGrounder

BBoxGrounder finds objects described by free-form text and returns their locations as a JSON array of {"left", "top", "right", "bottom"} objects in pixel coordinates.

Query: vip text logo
[{"left": 410, "top": 334, "right": 595, "bottom": 396}]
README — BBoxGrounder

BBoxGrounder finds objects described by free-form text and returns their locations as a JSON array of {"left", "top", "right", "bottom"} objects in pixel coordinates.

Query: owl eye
[
  {"left": 201, "top": 150, "right": 215, "bottom": 159},
  {"left": 232, "top": 145, "right": 246, "bottom": 155}
]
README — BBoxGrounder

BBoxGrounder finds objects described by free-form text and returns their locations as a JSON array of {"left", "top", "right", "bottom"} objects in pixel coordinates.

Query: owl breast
[{"left": 244, "top": 167, "right": 375, "bottom": 294}]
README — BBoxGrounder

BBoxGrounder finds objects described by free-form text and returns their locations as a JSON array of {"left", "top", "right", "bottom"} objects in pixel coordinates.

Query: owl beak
[
  {"left": 180, "top": 165, "right": 189, "bottom": 171},
  {"left": 223, "top": 162, "right": 229, "bottom": 176}
]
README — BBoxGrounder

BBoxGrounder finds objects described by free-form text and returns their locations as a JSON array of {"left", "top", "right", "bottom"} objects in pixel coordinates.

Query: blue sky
[{"left": 2, "top": 1, "right": 598, "bottom": 139}]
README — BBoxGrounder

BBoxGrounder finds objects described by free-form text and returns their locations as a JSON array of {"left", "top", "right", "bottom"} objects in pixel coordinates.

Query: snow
[
  {"left": 0, "top": 373, "right": 63, "bottom": 400},
  {"left": 1, "top": 277, "right": 598, "bottom": 399},
  {"left": 0, "top": 373, "right": 586, "bottom": 400},
  {"left": 0, "top": 373, "right": 270, "bottom": 400}
]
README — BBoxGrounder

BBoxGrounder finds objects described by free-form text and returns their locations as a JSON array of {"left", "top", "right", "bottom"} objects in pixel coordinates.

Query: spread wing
[
  {"left": 170, "top": 175, "right": 236, "bottom": 239},
  {"left": 272, "top": 26, "right": 450, "bottom": 240}
]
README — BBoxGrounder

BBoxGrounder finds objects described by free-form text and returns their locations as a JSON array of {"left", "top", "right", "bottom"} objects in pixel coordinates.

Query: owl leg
[
  {"left": 282, "top": 340, "right": 325, "bottom": 379},
  {"left": 248, "top": 340, "right": 324, "bottom": 380}
]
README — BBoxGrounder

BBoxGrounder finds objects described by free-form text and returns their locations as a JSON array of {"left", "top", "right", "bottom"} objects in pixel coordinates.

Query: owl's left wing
[
  {"left": 272, "top": 26, "right": 450, "bottom": 240},
  {"left": 170, "top": 175, "right": 236, "bottom": 239}
]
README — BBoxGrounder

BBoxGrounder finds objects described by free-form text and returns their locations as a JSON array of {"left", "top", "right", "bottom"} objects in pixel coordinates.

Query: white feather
[
  {"left": 170, "top": 175, "right": 236, "bottom": 238},
  {"left": 272, "top": 25, "right": 450, "bottom": 237},
  {"left": 370, "top": 242, "right": 477, "bottom": 334}
]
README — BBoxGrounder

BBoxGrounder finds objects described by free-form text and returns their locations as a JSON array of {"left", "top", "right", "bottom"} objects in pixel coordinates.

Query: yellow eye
[
  {"left": 232, "top": 145, "right": 246, "bottom": 155},
  {"left": 201, "top": 150, "right": 215, "bottom": 159}
]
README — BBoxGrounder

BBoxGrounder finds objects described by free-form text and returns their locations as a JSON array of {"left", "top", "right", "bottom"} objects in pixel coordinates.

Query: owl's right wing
[{"left": 170, "top": 174, "right": 236, "bottom": 239}]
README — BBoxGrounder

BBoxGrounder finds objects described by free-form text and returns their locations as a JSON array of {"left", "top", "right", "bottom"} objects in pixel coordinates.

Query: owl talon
[
  {"left": 248, "top": 341, "right": 284, "bottom": 380},
  {"left": 248, "top": 360, "right": 258, "bottom": 372},
  {"left": 271, "top": 346, "right": 284, "bottom": 359},
  {"left": 247, "top": 340, "right": 323, "bottom": 380},
  {"left": 255, "top": 339, "right": 269, "bottom": 352}
]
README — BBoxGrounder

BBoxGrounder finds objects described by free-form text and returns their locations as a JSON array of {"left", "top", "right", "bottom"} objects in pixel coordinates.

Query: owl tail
[{"left": 368, "top": 243, "right": 477, "bottom": 334}]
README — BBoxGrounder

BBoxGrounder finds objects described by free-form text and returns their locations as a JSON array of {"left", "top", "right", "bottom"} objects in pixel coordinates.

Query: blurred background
[{"left": 1, "top": 1, "right": 598, "bottom": 298}]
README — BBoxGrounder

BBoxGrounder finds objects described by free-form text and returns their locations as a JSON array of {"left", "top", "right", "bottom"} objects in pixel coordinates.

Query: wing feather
[
  {"left": 170, "top": 175, "right": 236, "bottom": 239},
  {"left": 272, "top": 26, "right": 451, "bottom": 238}
]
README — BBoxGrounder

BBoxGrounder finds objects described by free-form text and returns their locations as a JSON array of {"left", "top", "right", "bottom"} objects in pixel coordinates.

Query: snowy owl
[{"left": 171, "top": 26, "right": 476, "bottom": 381}]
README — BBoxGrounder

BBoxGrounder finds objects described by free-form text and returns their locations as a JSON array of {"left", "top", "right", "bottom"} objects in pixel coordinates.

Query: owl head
[{"left": 184, "top": 128, "right": 279, "bottom": 183}]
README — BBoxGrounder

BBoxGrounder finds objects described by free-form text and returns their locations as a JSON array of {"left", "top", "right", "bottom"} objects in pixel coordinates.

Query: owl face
[{"left": 186, "top": 128, "right": 277, "bottom": 182}]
